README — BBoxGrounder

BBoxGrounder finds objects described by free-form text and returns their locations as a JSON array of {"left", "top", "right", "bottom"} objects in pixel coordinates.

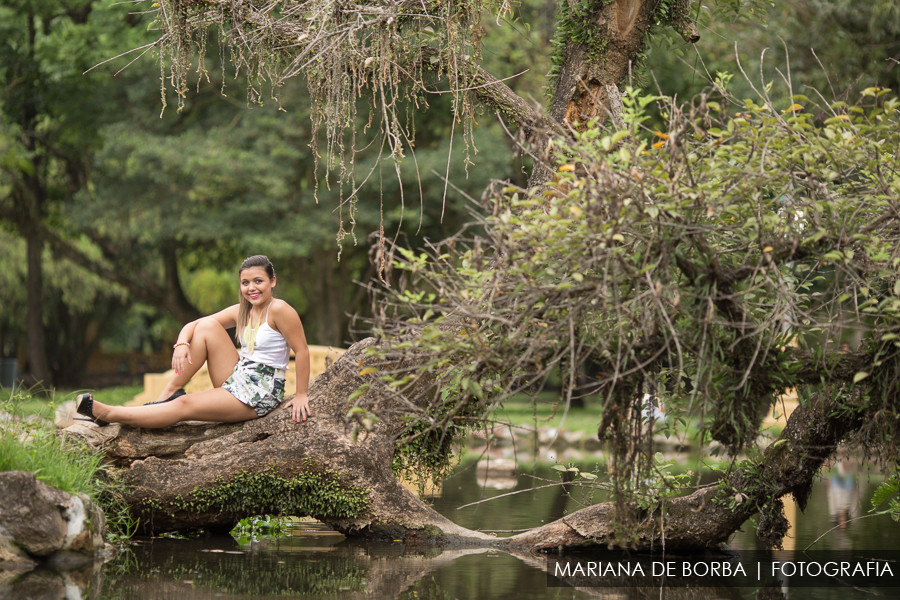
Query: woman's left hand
[{"left": 283, "top": 392, "right": 311, "bottom": 422}]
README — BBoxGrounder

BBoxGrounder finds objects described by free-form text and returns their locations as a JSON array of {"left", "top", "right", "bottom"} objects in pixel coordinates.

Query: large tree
[
  {"left": 66, "top": 0, "right": 900, "bottom": 555},
  {"left": 0, "top": 0, "right": 205, "bottom": 384},
  {"left": 71, "top": 84, "right": 900, "bottom": 553}
]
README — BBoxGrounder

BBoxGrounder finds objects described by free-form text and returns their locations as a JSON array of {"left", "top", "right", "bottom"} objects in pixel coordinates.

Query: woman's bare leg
[
  {"left": 154, "top": 317, "right": 239, "bottom": 402},
  {"left": 93, "top": 388, "right": 257, "bottom": 428}
]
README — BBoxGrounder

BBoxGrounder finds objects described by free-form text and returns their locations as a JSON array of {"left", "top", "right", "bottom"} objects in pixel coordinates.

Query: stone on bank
[{"left": 0, "top": 471, "right": 107, "bottom": 570}]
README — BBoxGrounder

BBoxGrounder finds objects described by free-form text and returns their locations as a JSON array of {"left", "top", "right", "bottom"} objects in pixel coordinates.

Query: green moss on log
[{"left": 144, "top": 462, "right": 368, "bottom": 521}]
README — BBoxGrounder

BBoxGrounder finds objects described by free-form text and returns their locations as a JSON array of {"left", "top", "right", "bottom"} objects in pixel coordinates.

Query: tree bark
[
  {"left": 161, "top": 243, "right": 200, "bottom": 323},
  {"left": 24, "top": 221, "right": 50, "bottom": 384},
  {"left": 530, "top": 0, "right": 692, "bottom": 187},
  {"left": 65, "top": 337, "right": 858, "bottom": 553}
]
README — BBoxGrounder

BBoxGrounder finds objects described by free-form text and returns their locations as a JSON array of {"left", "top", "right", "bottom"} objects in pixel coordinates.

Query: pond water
[{"left": 6, "top": 456, "right": 899, "bottom": 599}]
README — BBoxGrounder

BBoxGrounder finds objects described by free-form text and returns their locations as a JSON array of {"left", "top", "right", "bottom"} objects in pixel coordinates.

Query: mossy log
[
  {"left": 65, "top": 338, "right": 492, "bottom": 545},
  {"left": 65, "top": 336, "right": 856, "bottom": 553}
]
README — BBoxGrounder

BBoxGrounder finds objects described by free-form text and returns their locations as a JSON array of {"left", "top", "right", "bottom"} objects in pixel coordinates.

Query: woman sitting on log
[{"left": 76, "top": 255, "right": 311, "bottom": 427}]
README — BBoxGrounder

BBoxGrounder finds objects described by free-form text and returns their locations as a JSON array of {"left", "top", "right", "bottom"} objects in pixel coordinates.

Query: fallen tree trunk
[
  {"left": 66, "top": 338, "right": 493, "bottom": 545},
  {"left": 65, "top": 337, "right": 858, "bottom": 554}
]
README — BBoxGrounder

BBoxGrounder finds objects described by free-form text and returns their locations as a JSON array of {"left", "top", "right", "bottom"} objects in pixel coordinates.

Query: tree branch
[{"left": 42, "top": 226, "right": 200, "bottom": 321}]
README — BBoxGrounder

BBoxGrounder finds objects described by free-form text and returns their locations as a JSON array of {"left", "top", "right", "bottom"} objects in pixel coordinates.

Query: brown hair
[{"left": 235, "top": 255, "right": 276, "bottom": 345}]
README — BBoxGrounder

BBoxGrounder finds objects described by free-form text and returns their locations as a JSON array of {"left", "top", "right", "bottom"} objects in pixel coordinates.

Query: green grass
[
  {"left": 0, "top": 421, "right": 105, "bottom": 497},
  {"left": 0, "top": 386, "right": 138, "bottom": 536},
  {"left": 490, "top": 393, "right": 600, "bottom": 436},
  {"left": 74, "top": 384, "right": 143, "bottom": 406},
  {"left": 0, "top": 383, "right": 143, "bottom": 419}
]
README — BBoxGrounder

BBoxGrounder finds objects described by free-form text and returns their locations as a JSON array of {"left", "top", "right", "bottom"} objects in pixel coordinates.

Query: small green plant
[
  {"left": 871, "top": 472, "right": 900, "bottom": 521},
  {"left": 231, "top": 515, "right": 288, "bottom": 544},
  {"left": 551, "top": 463, "right": 599, "bottom": 481},
  {"left": 619, "top": 453, "right": 695, "bottom": 512}
]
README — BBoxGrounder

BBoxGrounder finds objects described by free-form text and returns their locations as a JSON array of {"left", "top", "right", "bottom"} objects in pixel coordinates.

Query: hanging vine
[{"left": 150, "top": 0, "right": 509, "bottom": 243}]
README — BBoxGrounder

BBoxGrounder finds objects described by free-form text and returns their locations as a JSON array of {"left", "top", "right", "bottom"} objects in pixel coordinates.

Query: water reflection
[
  {"left": 93, "top": 526, "right": 494, "bottom": 599},
  {"left": 2, "top": 459, "right": 897, "bottom": 599},
  {"left": 0, "top": 563, "right": 102, "bottom": 600},
  {"left": 827, "top": 459, "right": 860, "bottom": 531},
  {"left": 92, "top": 532, "right": 774, "bottom": 600}
]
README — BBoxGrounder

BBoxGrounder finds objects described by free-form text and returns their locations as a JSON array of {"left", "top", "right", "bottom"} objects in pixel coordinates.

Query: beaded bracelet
[{"left": 173, "top": 342, "right": 190, "bottom": 349}]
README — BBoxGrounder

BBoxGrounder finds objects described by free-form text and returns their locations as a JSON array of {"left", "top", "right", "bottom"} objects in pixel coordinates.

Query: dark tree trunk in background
[
  {"left": 19, "top": 11, "right": 51, "bottom": 385},
  {"left": 24, "top": 220, "right": 50, "bottom": 385},
  {"left": 161, "top": 244, "right": 201, "bottom": 323}
]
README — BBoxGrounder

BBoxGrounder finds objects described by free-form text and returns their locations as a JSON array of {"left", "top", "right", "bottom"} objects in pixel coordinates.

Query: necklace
[{"left": 245, "top": 301, "right": 271, "bottom": 355}]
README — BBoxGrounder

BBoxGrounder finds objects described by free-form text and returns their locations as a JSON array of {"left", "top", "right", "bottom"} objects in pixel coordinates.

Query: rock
[
  {"left": 537, "top": 427, "right": 559, "bottom": 444},
  {"left": 0, "top": 471, "right": 106, "bottom": 568},
  {"left": 562, "top": 429, "right": 586, "bottom": 445},
  {"left": 0, "top": 534, "right": 37, "bottom": 570},
  {"left": 0, "top": 565, "right": 97, "bottom": 600},
  {"left": 60, "top": 493, "right": 106, "bottom": 555},
  {"left": 0, "top": 472, "right": 68, "bottom": 557},
  {"left": 475, "top": 457, "right": 518, "bottom": 489},
  {"left": 475, "top": 456, "right": 517, "bottom": 477}
]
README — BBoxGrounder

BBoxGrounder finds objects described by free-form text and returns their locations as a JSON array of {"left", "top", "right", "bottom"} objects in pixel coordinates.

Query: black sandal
[
  {"left": 145, "top": 388, "right": 186, "bottom": 405},
  {"left": 75, "top": 393, "right": 110, "bottom": 426}
]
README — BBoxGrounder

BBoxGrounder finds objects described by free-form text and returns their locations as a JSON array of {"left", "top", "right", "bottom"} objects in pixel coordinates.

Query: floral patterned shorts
[{"left": 222, "top": 358, "right": 286, "bottom": 417}]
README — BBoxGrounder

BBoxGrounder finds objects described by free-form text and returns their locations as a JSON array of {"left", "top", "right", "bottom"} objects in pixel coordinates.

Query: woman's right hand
[{"left": 172, "top": 344, "right": 193, "bottom": 374}]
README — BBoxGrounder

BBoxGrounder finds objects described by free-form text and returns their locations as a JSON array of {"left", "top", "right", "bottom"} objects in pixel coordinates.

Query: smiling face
[{"left": 239, "top": 266, "right": 276, "bottom": 307}]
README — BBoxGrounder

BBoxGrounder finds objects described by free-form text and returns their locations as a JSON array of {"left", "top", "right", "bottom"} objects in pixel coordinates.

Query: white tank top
[{"left": 240, "top": 303, "right": 291, "bottom": 370}]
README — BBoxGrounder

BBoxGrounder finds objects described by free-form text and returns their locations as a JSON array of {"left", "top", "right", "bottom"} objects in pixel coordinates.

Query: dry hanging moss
[{"left": 151, "top": 0, "right": 510, "bottom": 243}]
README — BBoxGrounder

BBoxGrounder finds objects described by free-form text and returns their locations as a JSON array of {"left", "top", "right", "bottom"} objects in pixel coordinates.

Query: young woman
[{"left": 76, "top": 255, "right": 311, "bottom": 428}]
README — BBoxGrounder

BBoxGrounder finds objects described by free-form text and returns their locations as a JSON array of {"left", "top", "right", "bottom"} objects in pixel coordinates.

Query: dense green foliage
[
  {"left": 648, "top": 1, "right": 900, "bottom": 109},
  {"left": 0, "top": 0, "right": 517, "bottom": 385},
  {"left": 872, "top": 473, "right": 900, "bottom": 522},
  {"left": 2, "top": 0, "right": 899, "bottom": 550},
  {"left": 364, "top": 82, "right": 900, "bottom": 523},
  {"left": 3, "top": 0, "right": 898, "bottom": 388},
  {"left": 0, "top": 0, "right": 142, "bottom": 382}
]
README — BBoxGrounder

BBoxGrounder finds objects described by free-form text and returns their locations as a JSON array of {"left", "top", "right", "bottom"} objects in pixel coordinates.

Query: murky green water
[{"left": 6, "top": 457, "right": 899, "bottom": 599}]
